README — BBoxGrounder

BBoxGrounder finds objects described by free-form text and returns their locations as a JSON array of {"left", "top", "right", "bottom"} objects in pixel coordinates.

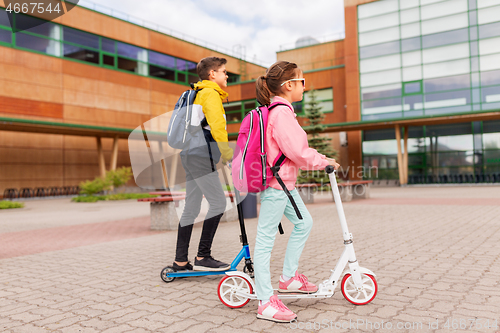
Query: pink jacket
[{"left": 266, "top": 96, "right": 330, "bottom": 191}]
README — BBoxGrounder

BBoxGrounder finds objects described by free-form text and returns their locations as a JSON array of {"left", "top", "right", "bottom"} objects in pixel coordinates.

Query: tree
[{"left": 298, "top": 89, "right": 338, "bottom": 185}]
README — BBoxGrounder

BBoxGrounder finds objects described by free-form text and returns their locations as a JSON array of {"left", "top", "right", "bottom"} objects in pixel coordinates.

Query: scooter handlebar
[{"left": 325, "top": 165, "right": 335, "bottom": 174}]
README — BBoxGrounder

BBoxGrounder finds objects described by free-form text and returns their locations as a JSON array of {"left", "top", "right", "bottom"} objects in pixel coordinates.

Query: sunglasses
[
  {"left": 280, "top": 78, "right": 306, "bottom": 87},
  {"left": 213, "top": 69, "right": 228, "bottom": 75}
]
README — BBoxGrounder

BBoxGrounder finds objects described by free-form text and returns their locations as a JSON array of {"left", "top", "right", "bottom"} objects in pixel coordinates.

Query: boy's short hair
[{"left": 197, "top": 57, "right": 227, "bottom": 80}]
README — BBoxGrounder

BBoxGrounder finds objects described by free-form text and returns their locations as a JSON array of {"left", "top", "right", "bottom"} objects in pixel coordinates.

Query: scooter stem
[{"left": 327, "top": 168, "right": 351, "bottom": 242}]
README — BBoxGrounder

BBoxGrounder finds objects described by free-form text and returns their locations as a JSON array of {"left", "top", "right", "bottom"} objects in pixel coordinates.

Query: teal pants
[{"left": 254, "top": 187, "right": 313, "bottom": 301}]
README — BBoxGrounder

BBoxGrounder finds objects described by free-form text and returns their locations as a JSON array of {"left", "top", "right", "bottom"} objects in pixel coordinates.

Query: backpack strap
[{"left": 267, "top": 102, "right": 303, "bottom": 222}]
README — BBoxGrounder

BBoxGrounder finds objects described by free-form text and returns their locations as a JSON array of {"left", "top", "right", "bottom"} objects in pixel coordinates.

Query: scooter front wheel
[
  {"left": 341, "top": 273, "right": 377, "bottom": 305},
  {"left": 218, "top": 275, "right": 253, "bottom": 308},
  {"left": 160, "top": 266, "right": 176, "bottom": 283}
]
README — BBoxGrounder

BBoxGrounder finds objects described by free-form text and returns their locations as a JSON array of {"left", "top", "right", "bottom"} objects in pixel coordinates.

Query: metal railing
[
  {"left": 279, "top": 32, "right": 346, "bottom": 52},
  {"left": 78, "top": 0, "right": 270, "bottom": 67}
]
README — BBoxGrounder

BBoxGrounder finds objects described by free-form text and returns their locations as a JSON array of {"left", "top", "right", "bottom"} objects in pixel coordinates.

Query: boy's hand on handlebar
[{"left": 326, "top": 158, "right": 340, "bottom": 170}]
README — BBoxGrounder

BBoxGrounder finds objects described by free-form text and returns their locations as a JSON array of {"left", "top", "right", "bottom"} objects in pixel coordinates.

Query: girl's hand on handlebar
[{"left": 326, "top": 158, "right": 340, "bottom": 170}]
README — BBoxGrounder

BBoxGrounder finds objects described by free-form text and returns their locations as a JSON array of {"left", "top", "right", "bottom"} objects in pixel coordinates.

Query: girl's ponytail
[
  {"left": 256, "top": 61, "right": 300, "bottom": 106},
  {"left": 256, "top": 75, "right": 271, "bottom": 106}
]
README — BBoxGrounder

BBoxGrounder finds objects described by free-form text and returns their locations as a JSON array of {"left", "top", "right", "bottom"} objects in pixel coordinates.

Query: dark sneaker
[
  {"left": 172, "top": 262, "right": 193, "bottom": 271},
  {"left": 193, "top": 256, "right": 230, "bottom": 271}
]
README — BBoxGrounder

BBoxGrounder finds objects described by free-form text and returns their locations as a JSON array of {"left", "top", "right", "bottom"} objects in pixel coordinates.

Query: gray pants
[{"left": 175, "top": 155, "right": 226, "bottom": 262}]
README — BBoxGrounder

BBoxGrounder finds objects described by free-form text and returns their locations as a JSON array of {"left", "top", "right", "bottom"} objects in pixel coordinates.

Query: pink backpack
[
  {"left": 232, "top": 102, "right": 287, "bottom": 193},
  {"left": 232, "top": 102, "right": 303, "bottom": 220}
]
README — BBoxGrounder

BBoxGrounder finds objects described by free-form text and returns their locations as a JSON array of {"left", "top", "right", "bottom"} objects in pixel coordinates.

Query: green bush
[
  {"left": 72, "top": 193, "right": 157, "bottom": 203},
  {"left": 106, "top": 167, "right": 133, "bottom": 189},
  {"left": 72, "top": 195, "right": 106, "bottom": 203},
  {"left": 79, "top": 177, "right": 112, "bottom": 196},
  {"left": 107, "top": 193, "right": 157, "bottom": 200},
  {"left": 0, "top": 201, "right": 24, "bottom": 209}
]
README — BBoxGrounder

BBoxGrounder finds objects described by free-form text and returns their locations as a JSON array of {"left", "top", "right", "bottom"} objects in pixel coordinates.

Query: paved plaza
[{"left": 1, "top": 186, "right": 500, "bottom": 332}]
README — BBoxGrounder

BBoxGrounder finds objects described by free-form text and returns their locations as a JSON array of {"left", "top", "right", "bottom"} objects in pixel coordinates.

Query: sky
[{"left": 93, "top": 0, "right": 345, "bottom": 67}]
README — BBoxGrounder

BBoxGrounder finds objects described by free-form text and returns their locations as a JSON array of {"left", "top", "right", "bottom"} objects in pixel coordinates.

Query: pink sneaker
[
  {"left": 279, "top": 271, "right": 318, "bottom": 293},
  {"left": 257, "top": 295, "right": 297, "bottom": 323}
]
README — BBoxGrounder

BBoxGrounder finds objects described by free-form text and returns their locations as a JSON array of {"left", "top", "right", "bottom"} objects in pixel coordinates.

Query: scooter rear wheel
[
  {"left": 341, "top": 273, "right": 377, "bottom": 305},
  {"left": 218, "top": 275, "right": 253, "bottom": 308},
  {"left": 160, "top": 266, "right": 176, "bottom": 283}
]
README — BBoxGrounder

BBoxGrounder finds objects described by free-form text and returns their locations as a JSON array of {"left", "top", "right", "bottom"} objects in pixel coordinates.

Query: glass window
[
  {"left": 478, "top": 22, "right": 500, "bottom": 39},
  {"left": 117, "top": 57, "right": 138, "bottom": 72},
  {"left": 404, "top": 82, "right": 422, "bottom": 94},
  {"left": 103, "top": 54, "right": 115, "bottom": 67},
  {"left": 422, "top": 28, "right": 469, "bottom": 48},
  {"left": 0, "top": 29, "right": 11, "bottom": 44},
  {"left": 481, "top": 69, "right": 500, "bottom": 86},
  {"left": 148, "top": 50, "right": 176, "bottom": 68},
  {"left": 482, "top": 86, "right": 500, "bottom": 102},
  {"left": 483, "top": 133, "right": 500, "bottom": 149},
  {"left": 426, "top": 134, "right": 473, "bottom": 151},
  {"left": 421, "top": 0, "right": 447, "bottom": 4},
  {"left": 243, "top": 101, "right": 256, "bottom": 111},
  {"left": 17, "top": 15, "right": 59, "bottom": 38},
  {"left": 359, "top": 27, "right": 400, "bottom": 46},
  {"left": 478, "top": 5, "right": 500, "bottom": 24},
  {"left": 360, "top": 54, "right": 400, "bottom": 73},
  {"left": 403, "top": 66, "right": 422, "bottom": 81},
  {"left": 359, "top": 41, "right": 400, "bottom": 59},
  {"left": 361, "top": 69, "right": 401, "bottom": 87},
  {"left": 402, "top": 51, "right": 422, "bottom": 67},
  {"left": 359, "top": 12, "right": 399, "bottom": 33},
  {"left": 423, "top": 58, "right": 470, "bottom": 79},
  {"left": 404, "top": 95, "right": 423, "bottom": 110},
  {"left": 358, "top": 0, "right": 398, "bottom": 19},
  {"left": 470, "top": 26, "right": 478, "bottom": 40},
  {"left": 176, "top": 59, "right": 187, "bottom": 71},
  {"left": 0, "top": 8, "right": 10, "bottom": 27},
  {"left": 424, "top": 74, "right": 470, "bottom": 92},
  {"left": 424, "top": 90, "right": 470, "bottom": 108},
  {"left": 303, "top": 89, "right": 333, "bottom": 112},
  {"left": 480, "top": 53, "right": 500, "bottom": 71},
  {"left": 363, "top": 140, "right": 398, "bottom": 155},
  {"left": 362, "top": 84, "right": 402, "bottom": 100},
  {"left": 16, "top": 33, "right": 60, "bottom": 56},
  {"left": 400, "top": 0, "right": 420, "bottom": 9},
  {"left": 101, "top": 38, "right": 115, "bottom": 53},
  {"left": 469, "top": 10, "right": 478, "bottom": 25},
  {"left": 401, "top": 23, "right": 421, "bottom": 39},
  {"left": 402, "top": 37, "right": 421, "bottom": 52},
  {"left": 400, "top": 8, "right": 420, "bottom": 24},
  {"left": 422, "top": 43, "right": 469, "bottom": 64},
  {"left": 187, "top": 61, "right": 197, "bottom": 73},
  {"left": 117, "top": 42, "right": 146, "bottom": 61},
  {"left": 421, "top": 0, "right": 468, "bottom": 20},
  {"left": 63, "top": 43, "right": 99, "bottom": 64},
  {"left": 188, "top": 73, "right": 199, "bottom": 84},
  {"left": 478, "top": 0, "right": 500, "bottom": 8},
  {"left": 362, "top": 98, "right": 402, "bottom": 114},
  {"left": 63, "top": 27, "right": 99, "bottom": 49},
  {"left": 177, "top": 72, "right": 186, "bottom": 83},
  {"left": 479, "top": 36, "right": 500, "bottom": 55},
  {"left": 149, "top": 64, "right": 175, "bottom": 81},
  {"left": 421, "top": 13, "right": 468, "bottom": 35}
]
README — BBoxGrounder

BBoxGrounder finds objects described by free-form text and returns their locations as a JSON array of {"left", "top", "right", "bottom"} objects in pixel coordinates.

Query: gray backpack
[{"left": 167, "top": 89, "right": 207, "bottom": 150}]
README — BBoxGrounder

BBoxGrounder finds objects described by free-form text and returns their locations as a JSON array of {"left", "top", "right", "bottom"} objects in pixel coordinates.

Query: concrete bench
[
  {"left": 138, "top": 191, "right": 238, "bottom": 231},
  {"left": 296, "top": 180, "right": 373, "bottom": 204}
]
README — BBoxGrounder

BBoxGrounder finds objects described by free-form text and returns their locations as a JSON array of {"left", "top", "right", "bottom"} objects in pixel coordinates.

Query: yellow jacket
[{"left": 193, "top": 80, "right": 233, "bottom": 161}]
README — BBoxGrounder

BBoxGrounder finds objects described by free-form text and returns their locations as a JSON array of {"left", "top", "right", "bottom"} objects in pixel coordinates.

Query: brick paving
[{"left": 1, "top": 186, "right": 500, "bottom": 332}]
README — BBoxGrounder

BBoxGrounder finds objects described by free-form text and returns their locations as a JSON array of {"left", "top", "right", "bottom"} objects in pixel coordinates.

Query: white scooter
[{"left": 217, "top": 166, "right": 377, "bottom": 308}]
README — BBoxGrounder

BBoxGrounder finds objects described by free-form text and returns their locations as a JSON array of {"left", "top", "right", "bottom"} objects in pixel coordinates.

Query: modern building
[
  {"left": 2, "top": 0, "right": 500, "bottom": 198},
  {"left": 0, "top": 3, "right": 266, "bottom": 197}
]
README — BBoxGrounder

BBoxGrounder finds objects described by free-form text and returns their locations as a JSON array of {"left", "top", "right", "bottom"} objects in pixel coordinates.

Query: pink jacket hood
[{"left": 266, "top": 96, "right": 329, "bottom": 191}]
